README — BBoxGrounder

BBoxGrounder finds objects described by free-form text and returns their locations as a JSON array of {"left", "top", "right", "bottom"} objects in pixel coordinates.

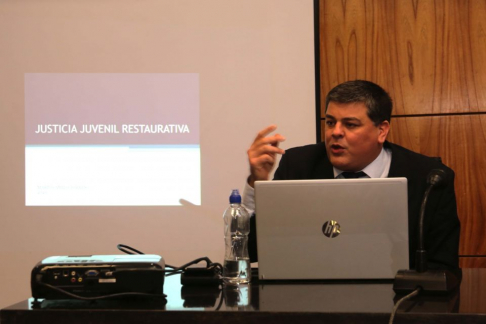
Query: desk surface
[{"left": 2, "top": 268, "right": 486, "bottom": 324}]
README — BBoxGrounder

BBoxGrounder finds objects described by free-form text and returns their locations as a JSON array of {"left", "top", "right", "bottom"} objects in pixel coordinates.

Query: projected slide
[{"left": 25, "top": 73, "right": 200, "bottom": 206}]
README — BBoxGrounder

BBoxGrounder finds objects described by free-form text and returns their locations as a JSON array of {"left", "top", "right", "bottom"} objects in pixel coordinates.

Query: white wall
[{"left": 0, "top": 0, "right": 316, "bottom": 307}]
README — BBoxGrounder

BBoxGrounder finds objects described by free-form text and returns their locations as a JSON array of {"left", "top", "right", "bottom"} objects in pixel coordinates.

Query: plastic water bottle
[{"left": 223, "top": 189, "right": 251, "bottom": 285}]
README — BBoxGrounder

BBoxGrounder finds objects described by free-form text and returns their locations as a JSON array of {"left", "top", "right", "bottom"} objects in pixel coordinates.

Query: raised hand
[{"left": 247, "top": 125, "right": 285, "bottom": 187}]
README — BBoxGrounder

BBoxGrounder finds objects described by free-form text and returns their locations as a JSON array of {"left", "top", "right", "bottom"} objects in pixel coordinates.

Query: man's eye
[
  {"left": 326, "top": 120, "right": 335, "bottom": 127},
  {"left": 346, "top": 123, "right": 358, "bottom": 129}
]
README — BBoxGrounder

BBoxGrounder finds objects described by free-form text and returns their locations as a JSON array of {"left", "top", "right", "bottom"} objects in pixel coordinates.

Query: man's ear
[{"left": 377, "top": 120, "right": 390, "bottom": 144}]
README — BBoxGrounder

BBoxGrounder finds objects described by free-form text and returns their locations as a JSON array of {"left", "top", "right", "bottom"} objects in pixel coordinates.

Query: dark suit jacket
[{"left": 249, "top": 141, "right": 460, "bottom": 271}]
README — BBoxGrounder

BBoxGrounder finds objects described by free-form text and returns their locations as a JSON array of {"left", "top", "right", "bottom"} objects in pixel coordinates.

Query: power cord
[
  {"left": 215, "top": 288, "right": 224, "bottom": 310},
  {"left": 117, "top": 244, "right": 222, "bottom": 277},
  {"left": 388, "top": 287, "right": 421, "bottom": 324},
  {"left": 117, "top": 244, "right": 177, "bottom": 269},
  {"left": 116, "top": 244, "right": 145, "bottom": 255},
  {"left": 170, "top": 257, "right": 223, "bottom": 275}
]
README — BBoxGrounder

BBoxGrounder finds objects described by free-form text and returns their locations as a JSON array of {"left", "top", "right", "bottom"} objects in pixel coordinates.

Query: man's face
[{"left": 324, "top": 101, "right": 389, "bottom": 172}]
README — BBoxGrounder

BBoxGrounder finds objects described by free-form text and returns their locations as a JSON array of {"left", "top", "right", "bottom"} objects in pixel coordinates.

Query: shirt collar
[{"left": 333, "top": 147, "right": 392, "bottom": 179}]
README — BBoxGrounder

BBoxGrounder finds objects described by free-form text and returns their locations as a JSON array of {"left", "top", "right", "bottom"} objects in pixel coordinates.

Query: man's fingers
[
  {"left": 270, "top": 133, "right": 285, "bottom": 148},
  {"left": 250, "top": 133, "right": 286, "bottom": 151},
  {"left": 258, "top": 133, "right": 285, "bottom": 146},
  {"left": 248, "top": 144, "right": 284, "bottom": 158},
  {"left": 250, "top": 153, "right": 276, "bottom": 166},
  {"left": 255, "top": 124, "right": 278, "bottom": 140}
]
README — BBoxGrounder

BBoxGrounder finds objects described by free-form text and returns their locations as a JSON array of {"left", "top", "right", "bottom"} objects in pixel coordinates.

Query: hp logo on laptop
[{"left": 322, "top": 220, "right": 340, "bottom": 238}]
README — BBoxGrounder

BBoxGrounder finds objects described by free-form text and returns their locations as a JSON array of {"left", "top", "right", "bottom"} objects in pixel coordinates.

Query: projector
[{"left": 31, "top": 254, "right": 165, "bottom": 300}]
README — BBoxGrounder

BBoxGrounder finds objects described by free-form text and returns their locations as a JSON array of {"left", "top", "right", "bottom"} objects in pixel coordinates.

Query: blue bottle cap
[{"left": 229, "top": 189, "right": 241, "bottom": 203}]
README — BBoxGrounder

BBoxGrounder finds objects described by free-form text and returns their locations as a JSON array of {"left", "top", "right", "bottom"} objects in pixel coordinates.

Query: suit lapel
[
  {"left": 386, "top": 141, "right": 406, "bottom": 178},
  {"left": 311, "top": 151, "right": 335, "bottom": 179}
]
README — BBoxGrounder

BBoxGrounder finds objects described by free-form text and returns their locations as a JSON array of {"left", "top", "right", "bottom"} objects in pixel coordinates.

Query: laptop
[{"left": 254, "top": 178, "right": 409, "bottom": 280}]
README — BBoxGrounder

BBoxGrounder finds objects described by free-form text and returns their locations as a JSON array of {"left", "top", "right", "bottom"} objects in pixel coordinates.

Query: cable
[
  {"left": 117, "top": 244, "right": 145, "bottom": 255},
  {"left": 165, "top": 259, "right": 222, "bottom": 280},
  {"left": 172, "top": 257, "right": 211, "bottom": 271},
  {"left": 115, "top": 244, "right": 222, "bottom": 278},
  {"left": 117, "top": 244, "right": 176, "bottom": 269},
  {"left": 37, "top": 282, "right": 167, "bottom": 301},
  {"left": 111, "top": 268, "right": 180, "bottom": 275},
  {"left": 172, "top": 257, "right": 223, "bottom": 274},
  {"left": 214, "top": 287, "right": 224, "bottom": 311},
  {"left": 388, "top": 287, "right": 421, "bottom": 324}
]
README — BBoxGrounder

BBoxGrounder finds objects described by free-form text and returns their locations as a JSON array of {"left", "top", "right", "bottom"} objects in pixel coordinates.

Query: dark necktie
[{"left": 341, "top": 171, "right": 367, "bottom": 179}]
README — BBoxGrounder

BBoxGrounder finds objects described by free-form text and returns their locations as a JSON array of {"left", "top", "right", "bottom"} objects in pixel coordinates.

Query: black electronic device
[
  {"left": 180, "top": 265, "right": 221, "bottom": 286},
  {"left": 31, "top": 254, "right": 165, "bottom": 300}
]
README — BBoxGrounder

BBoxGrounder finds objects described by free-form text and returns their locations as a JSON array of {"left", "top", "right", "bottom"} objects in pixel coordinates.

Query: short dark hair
[{"left": 325, "top": 80, "right": 393, "bottom": 125}]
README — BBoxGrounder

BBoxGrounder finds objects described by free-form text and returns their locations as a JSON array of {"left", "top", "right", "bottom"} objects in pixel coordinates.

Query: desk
[{"left": 2, "top": 268, "right": 486, "bottom": 324}]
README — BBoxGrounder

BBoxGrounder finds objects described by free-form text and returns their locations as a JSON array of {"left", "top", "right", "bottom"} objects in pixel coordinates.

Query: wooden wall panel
[
  {"left": 460, "top": 258, "right": 486, "bottom": 269},
  {"left": 459, "top": 268, "right": 486, "bottom": 313},
  {"left": 470, "top": 0, "right": 486, "bottom": 110},
  {"left": 388, "top": 116, "right": 486, "bottom": 257},
  {"left": 319, "top": 0, "right": 486, "bottom": 116}
]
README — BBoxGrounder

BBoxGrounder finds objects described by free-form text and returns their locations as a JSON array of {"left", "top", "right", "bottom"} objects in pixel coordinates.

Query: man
[{"left": 244, "top": 80, "right": 460, "bottom": 271}]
